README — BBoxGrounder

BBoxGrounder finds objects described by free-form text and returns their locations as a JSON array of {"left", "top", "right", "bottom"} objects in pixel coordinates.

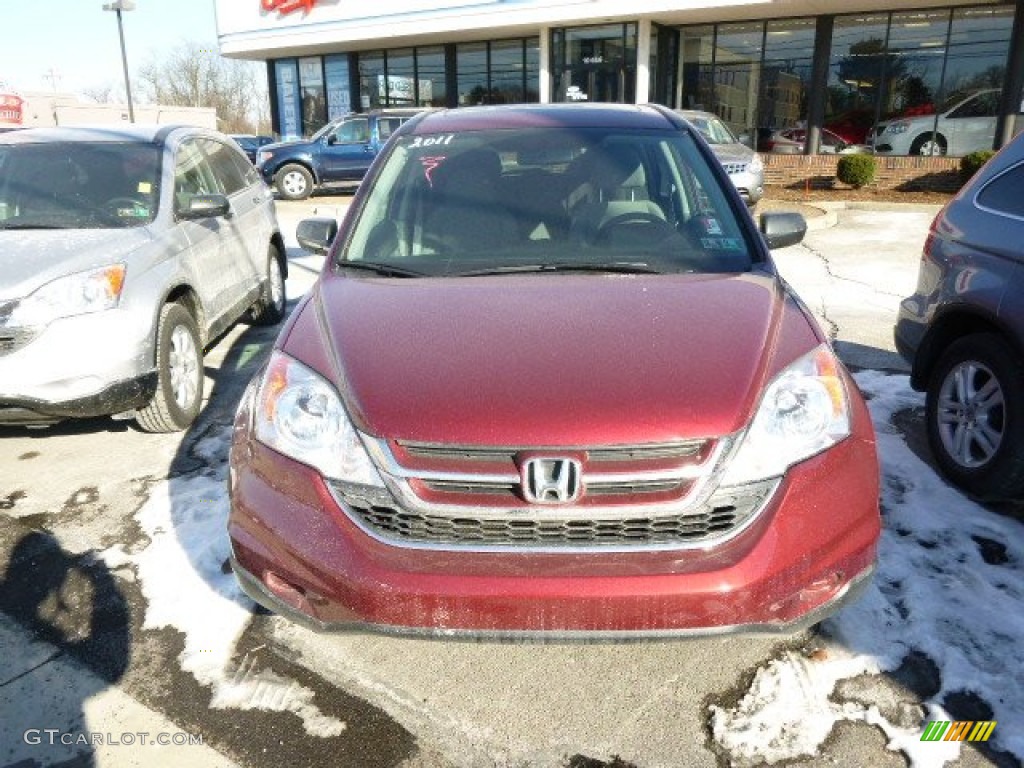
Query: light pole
[{"left": 103, "top": 0, "right": 136, "bottom": 122}]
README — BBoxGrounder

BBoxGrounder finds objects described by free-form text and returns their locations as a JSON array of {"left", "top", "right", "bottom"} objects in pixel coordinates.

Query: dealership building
[{"left": 215, "top": 0, "right": 1024, "bottom": 156}]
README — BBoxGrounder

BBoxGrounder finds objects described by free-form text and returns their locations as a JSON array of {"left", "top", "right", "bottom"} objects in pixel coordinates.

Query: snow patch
[
  {"left": 711, "top": 372, "right": 1024, "bottom": 766},
  {"left": 100, "top": 426, "right": 344, "bottom": 738}
]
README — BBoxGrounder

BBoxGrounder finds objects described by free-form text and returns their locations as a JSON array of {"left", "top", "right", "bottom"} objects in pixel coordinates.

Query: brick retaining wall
[{"left": 762, "top": 153, "right": 962, "bottom": 192}]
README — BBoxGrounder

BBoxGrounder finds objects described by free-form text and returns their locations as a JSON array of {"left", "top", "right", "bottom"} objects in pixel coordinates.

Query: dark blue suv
[{"left": 256, "top": 109, "right": 422, "bottom": 200}]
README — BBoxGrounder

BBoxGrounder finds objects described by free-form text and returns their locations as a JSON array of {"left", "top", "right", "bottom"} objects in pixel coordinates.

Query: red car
[{"left": 228, "top": 104, "right": 880, "bottom": 639}]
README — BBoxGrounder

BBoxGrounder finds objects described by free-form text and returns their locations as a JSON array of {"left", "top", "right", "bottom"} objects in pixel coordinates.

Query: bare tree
[
  {"left": 138, "top": 41, "right": 269, "bottom": 134},
  {"left": 82, "top": 84, "right": 118, "bottom": 104}
]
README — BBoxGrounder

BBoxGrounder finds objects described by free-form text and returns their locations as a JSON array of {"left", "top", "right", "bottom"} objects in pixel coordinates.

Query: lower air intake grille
[{"left": 336, "top": 480, "right": 777, "bottom": 550}]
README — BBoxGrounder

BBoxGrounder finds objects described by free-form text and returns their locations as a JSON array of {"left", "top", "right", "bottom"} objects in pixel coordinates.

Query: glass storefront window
[
  {"left": 386, "top": 49, "right": 416, "bottom": 107},
  {"left": 759, "top": 19, "right": 815, "bottom": 138},
  {"left": 680, "top": 25, "right": 714, "bottom": 112},
  {"left": 943, "top": 6, "right": 1013, "bottom": 103},
  {"left": 827, "top": 15, "right": 890, "bottom": 147},
  {"left": 713, "top": 22, "right": 762, "bottom": 140},
  {"left": 551, "top": 23, "right": 637, "bottom": 104},
  {"left": 457, "top": 43, "right": 488, "bottom": 106},
  {"left": 325, "top": 55, "right": 351, "bottom": 121},
  {"left": 491, "top": 40, "right": 525, "bottom": 104},
  {"left": 524, "top": 39, "right": 540, "bottom": 102},
  {"left": 882, "top": 11, "right": 949, "bottom": 125},
  {"left": 417, "top": 46, "right": 446, "bottom": 107},
  {"left": 359, "top": 51, "right": 385, "bottom": 110},
  {"left": 274, "top": 59, "right": 301, "bottom": 140},
  {"left": 299, "top": 57, "right": 327, "bottom": 136}
]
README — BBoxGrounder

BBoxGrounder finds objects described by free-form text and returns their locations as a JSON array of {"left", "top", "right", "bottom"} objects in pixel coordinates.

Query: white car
[{"left": 871, "top": 89, "right": 999, "bottom": 156}]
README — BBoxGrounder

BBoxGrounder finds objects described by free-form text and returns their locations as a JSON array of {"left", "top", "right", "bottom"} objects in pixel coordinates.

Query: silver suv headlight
[
  {"left": 7, "top": 264, "right": 126, "bottom": 328},
  {"left": 254, "top": 350, "right": 384, "bottom": 487},
  {"left": 720, "top": 344, "right": 851, "bottom": 486}
]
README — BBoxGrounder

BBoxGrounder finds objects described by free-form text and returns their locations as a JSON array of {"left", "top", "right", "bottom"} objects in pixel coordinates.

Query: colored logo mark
[{"left": 921, "top": 721, "right": 997, "bottom": 742}]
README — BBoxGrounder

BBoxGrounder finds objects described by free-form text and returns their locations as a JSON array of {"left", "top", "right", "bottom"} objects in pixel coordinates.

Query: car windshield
[
  {"left": 338, "top": 126, "right": 755, "bottom": 277},
  {"left": 0, "top": 141, "right": 161, "bottom": 230},
  {"left": 685, "top": 116, "right": 738, "bottom": 145}
]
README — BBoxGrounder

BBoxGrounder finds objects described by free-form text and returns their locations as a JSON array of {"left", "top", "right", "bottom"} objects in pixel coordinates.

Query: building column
[
  {"left": 995, "top": 0, "right": 1024, "bottom": 148},
  {"left": 805, "top": 16, "right": 833, "bottom": 155},
  {"left": 636, "top": 18, "right": 652, "bottom": 104},
  {"left": 539, "top": 26, "right": 551, "bottom": 103}
]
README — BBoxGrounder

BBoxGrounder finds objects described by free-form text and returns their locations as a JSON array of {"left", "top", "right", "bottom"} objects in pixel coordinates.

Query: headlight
[
  {"left": 8, "top": 264, "right": 126, "bottom": 328},
  {"left": 886, "top": 121, "right": 910, "bottom": 135},
  {"left": 720, "top": 344, "right": 851, "bottom": 486},
  {"left": 747, "top": 153, "right": 764, "bottom": 173},
  {"left": 257, "top": 150, "right": 272, "bottom": 164},
  {"left": 254, "top": 350, "right": 384, "bottom": 486}
]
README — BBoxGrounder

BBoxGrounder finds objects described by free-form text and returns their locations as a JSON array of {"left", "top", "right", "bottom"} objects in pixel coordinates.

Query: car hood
[
  {"left": 709, "top": 143, "right": 755, "bottom": 166},
  {"left": 306, "top": 272, "right": 798, "bottom": 446},
  {"left": 0, "top": 227, "right": 153, "bottom": 302}
]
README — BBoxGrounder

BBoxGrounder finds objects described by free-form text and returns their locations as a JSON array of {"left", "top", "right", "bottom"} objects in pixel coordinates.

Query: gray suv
[
  {"left": 895, "top": 130, "right": 1024, "bottom": 498},
  {"left": 0, "top": 125, "right": 287, "bottom": 431}
]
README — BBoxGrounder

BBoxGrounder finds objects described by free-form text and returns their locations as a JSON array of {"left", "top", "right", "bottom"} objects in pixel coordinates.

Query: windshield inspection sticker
[
  {"left": 701, "top": 237, "right": 744, "bottom": 251},
  {"left": 701, "top": 217, "right": 723, "bottom": 236}
]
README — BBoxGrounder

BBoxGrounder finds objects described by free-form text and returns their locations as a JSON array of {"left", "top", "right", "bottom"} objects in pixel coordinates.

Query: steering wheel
[
  {"left": 103, "top": 195, "right": 150, "bottom": 217},
  {"left": 595, "top": 211, "right": 676, "bottom": 243}
]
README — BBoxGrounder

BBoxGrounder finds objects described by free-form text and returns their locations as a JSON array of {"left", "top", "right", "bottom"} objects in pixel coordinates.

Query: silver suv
[
  {"left": 0, "top": 125, "right": 287, "bottom": 431},
  {"left": 674, "top": 109, "right": 764, "bottom": 206}
]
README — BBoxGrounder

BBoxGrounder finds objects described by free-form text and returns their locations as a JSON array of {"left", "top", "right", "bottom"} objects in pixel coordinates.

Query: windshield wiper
[
  {"left": 451, "top": 262, "right": 665, "bottom": 277},
  {"left": 337, "top": 261, "right": 425, "bottom": 278},
  {"left": 0, "top": 223, "right": 74, "bottom": 230}
]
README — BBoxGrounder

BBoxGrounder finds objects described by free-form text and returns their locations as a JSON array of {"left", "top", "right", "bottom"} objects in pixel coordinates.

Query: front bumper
[
  {"left": 228, "top": 408, "right": 880, "bottom": 638},
  {"left": 0, "top": 308, "right": 154, "bottom": 423},
  {"left": 727, "top": 170, "right": 764, "bottom": 206}
]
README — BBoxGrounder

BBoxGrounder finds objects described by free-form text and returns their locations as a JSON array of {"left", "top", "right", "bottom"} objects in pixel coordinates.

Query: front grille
[
  {"left": 335, "top": 479, "right": 777, "bottom": 550},
  {"left": 400, "top": 440, "right": 705, "bottom": 463},
  {"left": 722, "top": 162, "right": 747, "bottom": 175}
]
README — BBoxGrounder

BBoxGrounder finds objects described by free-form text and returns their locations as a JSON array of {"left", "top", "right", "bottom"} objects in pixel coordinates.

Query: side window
[
  {"left": 951, "top": 92, "right": 996, "bottom": 119},
  {"left": 174, "top": 140, "right": 219, "bottom": 211},
  {"left": 200, "top": 138, "right": 247, "bottom": 196},
  {"left": 976, "top": 163, "right": 1024, "bottom": 218},
  {"left": 334, "top": 118, "right": 370, "bottom": 144},
  {"left": 378, "top": 118, "right": 404, "bottom": 141}
]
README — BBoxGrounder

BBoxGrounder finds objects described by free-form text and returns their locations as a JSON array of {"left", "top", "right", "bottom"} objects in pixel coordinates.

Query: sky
[{"left": 0, "top": 0, "right": 222, "bottom": 96}]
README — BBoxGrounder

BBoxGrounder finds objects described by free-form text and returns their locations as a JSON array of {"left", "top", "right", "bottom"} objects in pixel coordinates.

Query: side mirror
[
  {"left": 326, "top": 134, "right": 338, "bottom": 146},
  {"left": 178, "top": 193, "right": 231, "bottom": 220},
  {"left": 296, "top": 217, "right": 338, "bottom": 255},
  {"left": 760, "top": 212, "right": 807, "bottom": 250}
]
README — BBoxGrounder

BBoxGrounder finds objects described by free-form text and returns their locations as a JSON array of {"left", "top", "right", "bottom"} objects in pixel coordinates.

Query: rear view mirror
[
  {"left": 296, "top": 217, "right": 338, "bottom": 255},
  {"left": 760, "top": 212, "right": 807, "bottom": 250}
]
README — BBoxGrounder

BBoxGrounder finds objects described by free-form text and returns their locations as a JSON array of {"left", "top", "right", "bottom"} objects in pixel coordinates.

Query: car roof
[
  {"left": 673, "top": 109, "right": 720, "bottom": 122},
  {"left": 0, "top": 123, "right": 198, "bottom": 146},
  {"left": 408, "top": 103, "right": 680, "bottom": 134}
]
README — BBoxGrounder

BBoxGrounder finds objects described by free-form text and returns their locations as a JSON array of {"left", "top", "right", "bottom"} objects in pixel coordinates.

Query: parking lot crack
[{"left": 0, "top": 649, "right": 64, "bottom": 688}]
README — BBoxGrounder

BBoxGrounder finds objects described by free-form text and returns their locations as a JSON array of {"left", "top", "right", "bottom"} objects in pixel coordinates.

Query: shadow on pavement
[{"left": 0, "top": 529, "right": 131, "bottom": 767}]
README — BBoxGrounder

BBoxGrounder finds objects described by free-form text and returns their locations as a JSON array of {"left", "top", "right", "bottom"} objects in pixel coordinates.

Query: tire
[
  {"left": 249, "top": 244, "right": 287, "bottom": 326},
  {"left": 274, "top": 164, "right": 314, "bottom": 201},
  {"left": 136, "top": 303, "right": 204, "bottom": 433},
  {"left": 925, "top": 333, "right": 1024, "bottom": 498},
  {"left": 911, "top": 133, "right": 947, "bottom": 156}
]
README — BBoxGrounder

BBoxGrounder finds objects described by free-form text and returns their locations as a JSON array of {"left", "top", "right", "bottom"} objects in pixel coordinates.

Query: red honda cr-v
[{"left": 228, "top": 103, "right": 880, "bottom": 639}]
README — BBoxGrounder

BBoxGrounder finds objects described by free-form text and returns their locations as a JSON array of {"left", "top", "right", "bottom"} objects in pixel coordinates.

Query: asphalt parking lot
[{"left": 2, "top": 195, "right": 1019, "bottom": 768}]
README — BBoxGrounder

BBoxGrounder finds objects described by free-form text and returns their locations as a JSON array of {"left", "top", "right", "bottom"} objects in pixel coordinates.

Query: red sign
[
  {"left": 0, "top": 93, "right": 23, "bottom": 124},
  {"left": 262, "top": 0, "right": 318, "bottom": 15}
]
